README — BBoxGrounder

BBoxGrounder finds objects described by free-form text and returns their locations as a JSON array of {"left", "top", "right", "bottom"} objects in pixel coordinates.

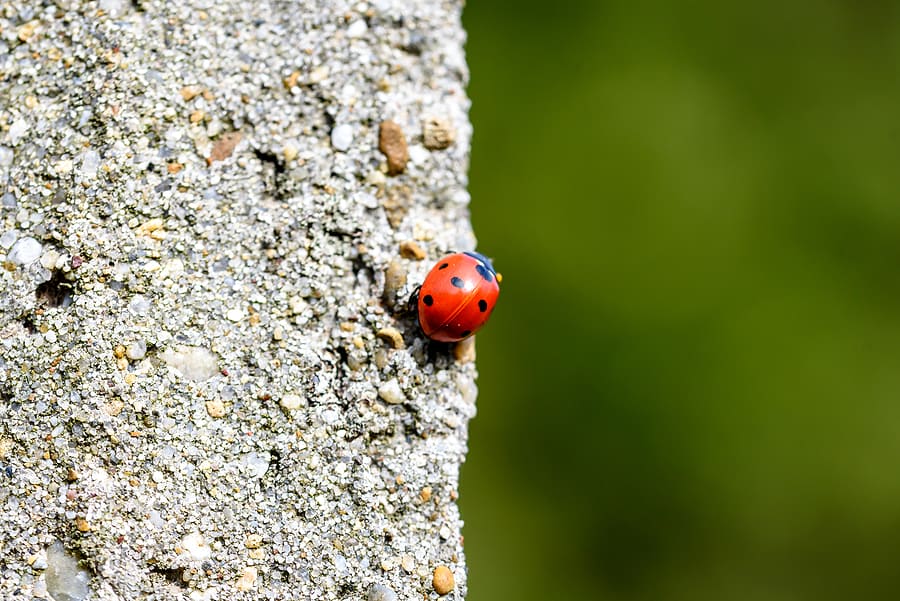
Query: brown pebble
[
  {"left": 207, "top": 131, "right": 242, "bottom": 165},
  {"left": 422, "top": 116, "right": 456, "bottom": 150},
  {"left": 432, "top": 565, "right": 455, "bottom": 595},
  {"left": 205, "top": 399, "right": 226, "bottom": 418},
  {"left": 179, "top": 85, "right": 202, "bottom": 101},
  {"left": 75, "top": 517, "right": 91, "bottom": 532},
  {"left": 167, "top": 162, "right": 184, "bottom": 174},
  {"left": 383, "top": 184, "right": 412, "bottom": 229},
  {"left": 376, "top": 327, "right": 405, "bottom": 350},
  {"left": 399, "top": 240, "right": 426, "bottom": 260},
  {"left": 245, "top": 534, "right": 263, "bottom": 549},
  {"left": 113, "top": 344, "right": 126, "bottom": 359},
  {"left": 453, "top": 336, "right": 476, "bottom": 363},
  {"left": 67, "top": 468, "right": 79, "bottom": 482},
  {"left": 382, "top": 259, "right": 407, "bottom": 310},
  {"left": 283, "top": 70, "right": 301, "bottom": 89},
  {"left": 419, "top": 485, "right": 432, "bottom": 503},
  {"left": 379, "top": 120, "right": 409, "bottom": 175}
]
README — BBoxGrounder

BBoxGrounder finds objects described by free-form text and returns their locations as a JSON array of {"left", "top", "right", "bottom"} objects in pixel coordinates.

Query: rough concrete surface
[{"left": 0, "top": 0, "right": 478, "bottom": 598}]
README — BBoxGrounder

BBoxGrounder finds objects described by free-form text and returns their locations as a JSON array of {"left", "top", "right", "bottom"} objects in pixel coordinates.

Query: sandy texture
[{"left": 0, "top": 0, "right": 476, "bottom": 598}]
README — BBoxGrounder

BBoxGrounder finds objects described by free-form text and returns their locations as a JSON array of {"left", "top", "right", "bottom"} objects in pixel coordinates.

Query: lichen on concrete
[{"left": 0, "top": 0, "right": 476, "bottom": 598}]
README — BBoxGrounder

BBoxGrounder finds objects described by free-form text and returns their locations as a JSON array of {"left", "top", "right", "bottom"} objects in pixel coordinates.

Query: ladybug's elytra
[{"left": 416, "top": 251, "right": 501, "bottom": 342}]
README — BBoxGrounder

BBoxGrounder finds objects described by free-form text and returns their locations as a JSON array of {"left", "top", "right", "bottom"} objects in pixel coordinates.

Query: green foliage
[{"left": 461, "top": 1, "right": 900, "bottom": 599}]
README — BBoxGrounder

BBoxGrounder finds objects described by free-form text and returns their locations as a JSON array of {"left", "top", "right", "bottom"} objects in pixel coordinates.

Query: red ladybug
[{"left": 416, "top": 251, "right": 501, "bottom": 342}]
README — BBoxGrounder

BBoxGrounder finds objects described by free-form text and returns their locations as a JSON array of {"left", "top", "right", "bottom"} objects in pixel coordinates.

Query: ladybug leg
[{"left": 406, "top": 285, "right": 421, "bottom": 315}]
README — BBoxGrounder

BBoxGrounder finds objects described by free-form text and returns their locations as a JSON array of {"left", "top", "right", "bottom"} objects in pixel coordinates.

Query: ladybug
[{"left": 415, "top": 251, "right": 501, "bottom": 342}]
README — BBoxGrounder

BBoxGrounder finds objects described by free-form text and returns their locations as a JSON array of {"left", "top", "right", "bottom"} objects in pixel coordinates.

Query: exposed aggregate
[{"left": 0, "top": 0, "right": 476, "bottom": 599}]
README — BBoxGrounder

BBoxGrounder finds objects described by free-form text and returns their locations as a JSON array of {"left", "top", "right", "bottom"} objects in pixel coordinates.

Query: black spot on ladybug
[
  {"left": 423, "top": 294, "right": 434, "bottom": 306},
  {"left": 460, "top": 330, "right": 471, "bottom": 337},
  {"left": 439, "top": 263, "right": 449, "bottom": 270},
  {"left": 478, "top": 299, "right": 488, "bottom": 312},
  {"left": 475, "top": 264, "right": 494, "bottom": 283},
  {"left": 464, "top": 251, "right": 497, "bottom": 275},
  {"left": 451, "top": 276, "right": 465, "bottom": 288}
]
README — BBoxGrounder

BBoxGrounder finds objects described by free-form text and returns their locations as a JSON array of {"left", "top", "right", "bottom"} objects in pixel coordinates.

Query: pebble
[
  {"left": 245, "top": 534, "right": 263, "bottom": 549},
  {"left": 80, "top": 151, "right": 100, "bottom": 179},
  {"left": 283, "top": 144, "right": 299, "bottom": 162},
  {"left": 400, "top": 555, "right": 415, "bottom": 572},
  {"left": 7, "top": 236, "right": 42, "bottom": 265},
  {"left": 236, "top": 566, "right": 257, "bottom": 591},
  {"left": 283, "top": 71, "right": 301, "bottom": 89},
  {"left": 205, "top": 399, "right": 226, "bottom": 418},
  {"left": 376, "top": 327, "right": 405, "bottom": 350},
  {"left": 126, "top": 340, "right": 147, "bottom": 360},
  {"left": 8, "top": 119, "right": 27, "bottom": 144},
  {"left": 368, "top": 584, "right": 398, "bottom": 601},
  {"left": 422, "top": 116, "right": 456, "bottom": 150},
  {"left": 181, "top": 533, "right": 212, "bottom": 561},
  {"left": 179, "top": 85, "right": 202, "bottom": 101},
  {"left": 432, "top": 565, "right": 455, "bottom": 595},
  {"left": 419, "top": 486, "right": 432, "bottom": 502},
  {"left": 0, "top": 230, "right": 17, "bottom": 249},
  {"left": 46, "top": 542, "right": 91, "bottom": 601},
  {"left": 399, "top": 240, "right": 426, "bottom": 260},
  {"left": 382, "top": 259, "right": 407, "bottom": 309},
  {"left": 99, "top": 0, "right": 128, "bottom": 18},
  {"left": 31, "top": 551, "right": 48, "bottom": 570},
  {"left": 377, "top": 379, "right": 406, "bottom": 404},
  {"left": 207, "top": 131, "right": 242, "bottom": 164},
  {"left": 379, "top": 121, "right": 409, "bottom": 175},
  {"left": 280, "top": 393, "right": 305, "bottom": 410},
  {"left": 347, "top": 19, "right": 368, "bottom": 38},
  {"left": 453, "top": 336, "right": 476, "bottom": 363},
  {"left": 160, "top": 346, "right": 219, "bottom": 381},
  {"left": 331, "top": 124, "right": 354, "bottom": 152},
  {"left": 308, "top": 65, "right": 329, "bottom": 84}
]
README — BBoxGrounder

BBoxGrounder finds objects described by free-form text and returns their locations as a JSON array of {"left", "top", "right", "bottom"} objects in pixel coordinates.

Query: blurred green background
[{"left": 460, "top": 1, "right": 900, "bottom": 600}]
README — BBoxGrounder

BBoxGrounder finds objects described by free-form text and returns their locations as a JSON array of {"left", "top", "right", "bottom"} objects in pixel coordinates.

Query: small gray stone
[
  {"left": 126, "top": 340, "right": 147, "bottom": 360},
  {"left": 0, "top": 230, "right": 17, "bottom": 249},
  {"left": 7, "top": 237, "right": 42, "bottom": 265},
  {"left": 368, "top": 584, "right": 398, "bottom": 601}
]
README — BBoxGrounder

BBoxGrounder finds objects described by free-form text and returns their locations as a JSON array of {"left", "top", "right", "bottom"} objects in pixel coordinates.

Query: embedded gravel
[{"left": 0, "top": 0, "right": 477, "bottom": 599}]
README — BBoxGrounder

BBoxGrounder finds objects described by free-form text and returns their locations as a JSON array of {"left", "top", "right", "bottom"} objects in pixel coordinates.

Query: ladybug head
[{"left": 463, "top": 251, "right": 500, "bottom": 284}]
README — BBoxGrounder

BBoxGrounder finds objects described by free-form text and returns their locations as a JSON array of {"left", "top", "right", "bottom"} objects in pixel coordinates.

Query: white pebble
[
  {"left": 280, "top": 393, "right": 304, "bottom": 410},
  {"left": 7, "top": 236, "right": 42, "bottom": 265},
  {"left": 181, "top": 532, "right": 212, "bottom": 561},
  {"left": 407, "top": 144, "right": 429, "bottom": 165},
  {"left": 308, "top": 65, "right": 329, "bottom": 84},
  {"left": 346, "top": 19, "right": 368, "bottom": 38},
  {"left": 0, "top": 230, "right": 17, "bottom": 249},
  {"left": 44, "top": 330, "right": 58, "bottom": 344},
  {"left": 160, "top": 346, "right": 219, "bottom": 381},
  {"left": 331, "top": 124, "right": 354, "bottom": 151},
  {"left": 377, "top": 379, "right": 406, "bottom": 404},
  {"left": 226, "top": 308, "right": 245, "bottom": 322},
  {"left": 80, "top": 150, "right": 100, "bottom": 179},
  {"left": 8, "top": 119, "right": 27, "bottom": 145},
  {"left": 46, "top": 541, "right": 92, "bottom": 601},
  {"left": 99, "top": 0, "right": 128, "bottom": 17}
]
